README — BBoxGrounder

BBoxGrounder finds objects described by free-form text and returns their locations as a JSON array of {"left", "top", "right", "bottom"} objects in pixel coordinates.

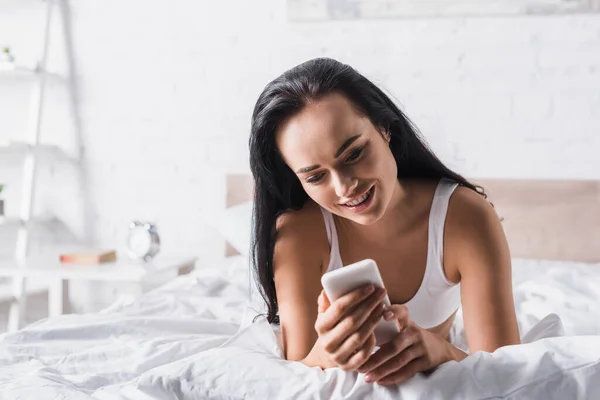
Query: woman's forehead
[{"left": 276, "top": 94, "right": 366, "bottom": 163}]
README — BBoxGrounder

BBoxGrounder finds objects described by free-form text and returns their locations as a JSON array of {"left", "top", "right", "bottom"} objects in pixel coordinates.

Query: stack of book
[{"left": 59, "top": 249, "right": 117, "bottom": 265}]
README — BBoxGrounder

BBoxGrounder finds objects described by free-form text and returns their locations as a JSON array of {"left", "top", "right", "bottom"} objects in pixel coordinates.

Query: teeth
[{"left": 346, "top": 189, "right": 371, "bottom": 206}]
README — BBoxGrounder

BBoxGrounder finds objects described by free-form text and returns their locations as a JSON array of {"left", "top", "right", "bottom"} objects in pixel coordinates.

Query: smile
[{"left": 342, "top": 186, "right": 375, "bottom": 212}]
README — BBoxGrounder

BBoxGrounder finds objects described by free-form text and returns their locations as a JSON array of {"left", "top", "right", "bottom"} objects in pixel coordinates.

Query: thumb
[
  {"left": 318, "top": 290, "right": 331, "bottom": 313},
  {"left": 383, "top": 304, "right": 410, "bottom": 329}
]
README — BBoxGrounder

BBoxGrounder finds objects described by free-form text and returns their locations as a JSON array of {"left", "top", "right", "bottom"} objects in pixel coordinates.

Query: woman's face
[{"left": 276, "top": 93, "right": 398, "bottom": 225}]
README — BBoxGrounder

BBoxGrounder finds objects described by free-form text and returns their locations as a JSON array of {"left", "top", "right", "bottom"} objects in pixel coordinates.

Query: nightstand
[{"left": 0, "top": 255, "right": 197, "bottom": 331}]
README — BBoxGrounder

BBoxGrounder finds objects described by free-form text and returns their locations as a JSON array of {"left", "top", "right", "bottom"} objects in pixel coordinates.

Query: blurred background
[{"left": 0, "top": 0, "right": 598, "bottom": 331}]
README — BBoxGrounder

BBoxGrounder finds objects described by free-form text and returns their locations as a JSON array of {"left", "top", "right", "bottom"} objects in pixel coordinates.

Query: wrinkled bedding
[{"left": 0, "top": 257, "right": 598, "bottom": 399}]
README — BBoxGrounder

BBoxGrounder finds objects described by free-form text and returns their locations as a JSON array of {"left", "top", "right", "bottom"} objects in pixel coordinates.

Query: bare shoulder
[
  {"left": 447, "top": 186, "right": 498, "bottom": 225},
  {"left": 444, "top": 185, "right": 509, "bottom": 281},
  {"left": 274, "top": 199, "right": 329, "bottom": 273},
  {"left": 446, "top": 185, "right": 501, "bottom": 235},
  {"left": 276, "top": 199, "right": 325, "bottom": 237}
]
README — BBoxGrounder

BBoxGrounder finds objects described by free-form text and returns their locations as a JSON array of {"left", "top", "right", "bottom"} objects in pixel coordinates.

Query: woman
[{"left": 249, "top": 58, "right": 520, "bottom": 386}]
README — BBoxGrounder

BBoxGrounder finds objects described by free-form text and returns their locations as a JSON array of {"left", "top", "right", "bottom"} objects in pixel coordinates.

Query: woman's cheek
[{"left": 358, "top": 153, "right": 382, "bottom": 177}]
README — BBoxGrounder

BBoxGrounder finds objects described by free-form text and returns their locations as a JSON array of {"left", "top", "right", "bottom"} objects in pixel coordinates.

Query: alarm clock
[{"left": 127, "top": 221, "right": 160, "bottom": 262}]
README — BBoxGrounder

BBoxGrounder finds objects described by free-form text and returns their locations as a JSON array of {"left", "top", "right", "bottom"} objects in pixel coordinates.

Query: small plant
[
  {"left": 1, "top": 47, "right": 15, "bottom": 62},
  {"left": 0, "top": 47, "right": 15, "bottom": 72},
  {"left": 0, "top": 184, "right": 4, "bottom": 194}
]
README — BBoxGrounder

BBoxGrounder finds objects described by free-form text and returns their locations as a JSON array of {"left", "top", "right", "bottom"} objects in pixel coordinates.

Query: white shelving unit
[{"left": 0, "top": 0, "right": 83, "bottom": 332}]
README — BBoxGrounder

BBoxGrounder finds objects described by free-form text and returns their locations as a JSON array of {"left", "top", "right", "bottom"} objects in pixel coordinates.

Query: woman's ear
[{"left": 384, "top": 131, "right": 391, "bottom": 144}]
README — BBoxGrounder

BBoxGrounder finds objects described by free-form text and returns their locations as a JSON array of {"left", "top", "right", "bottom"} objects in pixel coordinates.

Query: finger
[
  {"left": 342, "top": 334, "right": 376, "bottom": 372},
  {"left": 364, "top": 344, "right": 424, "bottom": 383},
  {"left": 383, "top": 305, "right": 410, "bottom": 330},
  {"left": 333, "top": 302, "right": 385, "bottom": 364},
  {"left": 358, "top": 325, "right": 418, "bottom": 373},
  {"left": 325, "top": 288, "right": 387, "bottom": 349},
  {"left": 376, "top": 357, "right": 429, "bottom": 386},
  {"left": 316, "top": 284, "right": 375, "bottom": 333},
  {"left": 317, "top": 291, "right": 330, "bottom": 313}
]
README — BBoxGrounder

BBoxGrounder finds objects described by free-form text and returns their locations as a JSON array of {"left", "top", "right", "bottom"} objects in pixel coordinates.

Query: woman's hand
[
  {"left": 358, "top": 305, "right": 467, "bottom": 386},
  {"left": 302, "top": 285, "right": 388, "bottom": 370}
]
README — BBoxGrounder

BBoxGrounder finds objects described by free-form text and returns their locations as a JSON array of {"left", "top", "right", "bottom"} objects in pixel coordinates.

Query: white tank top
[{"left": 319, "top": 178, "right": 461, "bottom": 329}]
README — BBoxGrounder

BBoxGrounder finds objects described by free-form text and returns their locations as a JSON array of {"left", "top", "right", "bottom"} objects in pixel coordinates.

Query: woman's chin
[
  {"left": 340, "top": 203, "right": 385, "bottom": 225},
  {"left": 338, "top": 185, "right": 384, "bottom": 224}
]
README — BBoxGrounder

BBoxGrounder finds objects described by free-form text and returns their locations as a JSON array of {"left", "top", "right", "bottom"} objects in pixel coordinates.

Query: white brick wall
[{"left": 1, "top": 1, "right": 599, "bottom": 267}]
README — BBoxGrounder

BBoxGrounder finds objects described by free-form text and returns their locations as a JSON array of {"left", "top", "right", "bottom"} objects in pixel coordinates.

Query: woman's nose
[{"left": 332, "top": 171, "right": 357, "bottom": 199}]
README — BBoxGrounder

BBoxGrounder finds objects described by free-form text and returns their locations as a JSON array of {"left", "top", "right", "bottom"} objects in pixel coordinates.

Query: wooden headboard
[{"left": 226, "top": 175, "right": 600, "bottom": 263}]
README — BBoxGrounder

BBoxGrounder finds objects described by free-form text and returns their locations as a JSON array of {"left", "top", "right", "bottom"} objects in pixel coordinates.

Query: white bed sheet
[{"left": 0, "top": 256, "right": 598, "bottom": 399}]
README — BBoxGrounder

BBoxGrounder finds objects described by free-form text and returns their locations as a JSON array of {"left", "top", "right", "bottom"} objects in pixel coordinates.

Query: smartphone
[{"left": 321, "top": 259, "right": 400, "bottom": 346}]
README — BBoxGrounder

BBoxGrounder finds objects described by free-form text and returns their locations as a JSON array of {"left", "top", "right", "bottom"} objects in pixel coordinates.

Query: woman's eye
[
  {"left": 345, "top": 146, "right": 365, "bottom": 163},
  {"left": 306, "top": 173, "right": 324, "bottom": 184}
]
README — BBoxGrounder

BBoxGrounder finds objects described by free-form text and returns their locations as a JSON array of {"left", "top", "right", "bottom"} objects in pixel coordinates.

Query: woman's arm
[
  {"left": 446, "top": 187, "right": 521, "bottom": 352},
  {"left": 274, "top": 203, "right": 386, "bottom": 369},
  {"left": 273, "top": 204, "right": 328, "bottom": 362}
]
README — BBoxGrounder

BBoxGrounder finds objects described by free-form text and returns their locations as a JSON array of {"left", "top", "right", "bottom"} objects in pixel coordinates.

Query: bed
[{"left": 0, "top": 175, "right": 599, "bottom": 399}]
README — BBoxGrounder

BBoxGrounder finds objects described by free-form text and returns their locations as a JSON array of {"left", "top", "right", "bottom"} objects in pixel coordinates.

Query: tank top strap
[
  {"left": 427, "top": 178, "right": 460, "bottom": 287},
  {"left": 319, "top": 207, "right": 343, "bottom": 273}
]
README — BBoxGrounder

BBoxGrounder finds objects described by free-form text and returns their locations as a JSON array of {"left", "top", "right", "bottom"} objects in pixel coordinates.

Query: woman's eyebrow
[
  {"left": 296, "top": 165, "right": 319, "bottom": 174},
  {"left": 295, "top": 134, "right": 362, "bottom": 174},
  {"left": 334, "top": 135, "right": 361, "bottom": 158}
]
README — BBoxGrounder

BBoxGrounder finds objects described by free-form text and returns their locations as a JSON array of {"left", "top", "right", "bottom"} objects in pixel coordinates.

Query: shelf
[
  {"left": 0, "top": 277, "right": 48, "bottom": 303},
  {"left": 0, "top": 217, "right": 80, "bottom": 253},
  {"left": 0, "top": 215, "right": 58, "bottom": 228},
  {"left": 0, "top": 142, "right": 79, "bottom": 164},
  {"left": 0, "top": 255, "right": 197, "bottom": 282},
  {"left": 0, "top": 64, "right": 35, "bottom": 74},
  {"left": 0, "top": 63, "right": 65, "bottom": 83},
  {"left": 0, "top": 217, "right": 25, "bottom": 227}
]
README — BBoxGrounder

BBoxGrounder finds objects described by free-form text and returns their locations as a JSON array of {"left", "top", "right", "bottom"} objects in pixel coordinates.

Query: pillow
[{"left": 217, "top": 201, "right": 253, "bottom": 256}]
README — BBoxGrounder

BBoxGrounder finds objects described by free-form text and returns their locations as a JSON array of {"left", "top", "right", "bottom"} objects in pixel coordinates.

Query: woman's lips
[{"left": 342, "top": 186, "right": 375, "bottom": 213}]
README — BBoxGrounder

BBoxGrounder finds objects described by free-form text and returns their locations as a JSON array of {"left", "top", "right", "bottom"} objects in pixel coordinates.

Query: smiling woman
[
  {"left": 274, "top": 93, "right": 399, "bottom": 225},
  {"left": 248, "top": 58, "right": 520, "bottom": 385}
]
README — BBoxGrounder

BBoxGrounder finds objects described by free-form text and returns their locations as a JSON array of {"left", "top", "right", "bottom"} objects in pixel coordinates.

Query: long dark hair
[{"left": 249, "top": 57, "right": 486, "bottom": 324}]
